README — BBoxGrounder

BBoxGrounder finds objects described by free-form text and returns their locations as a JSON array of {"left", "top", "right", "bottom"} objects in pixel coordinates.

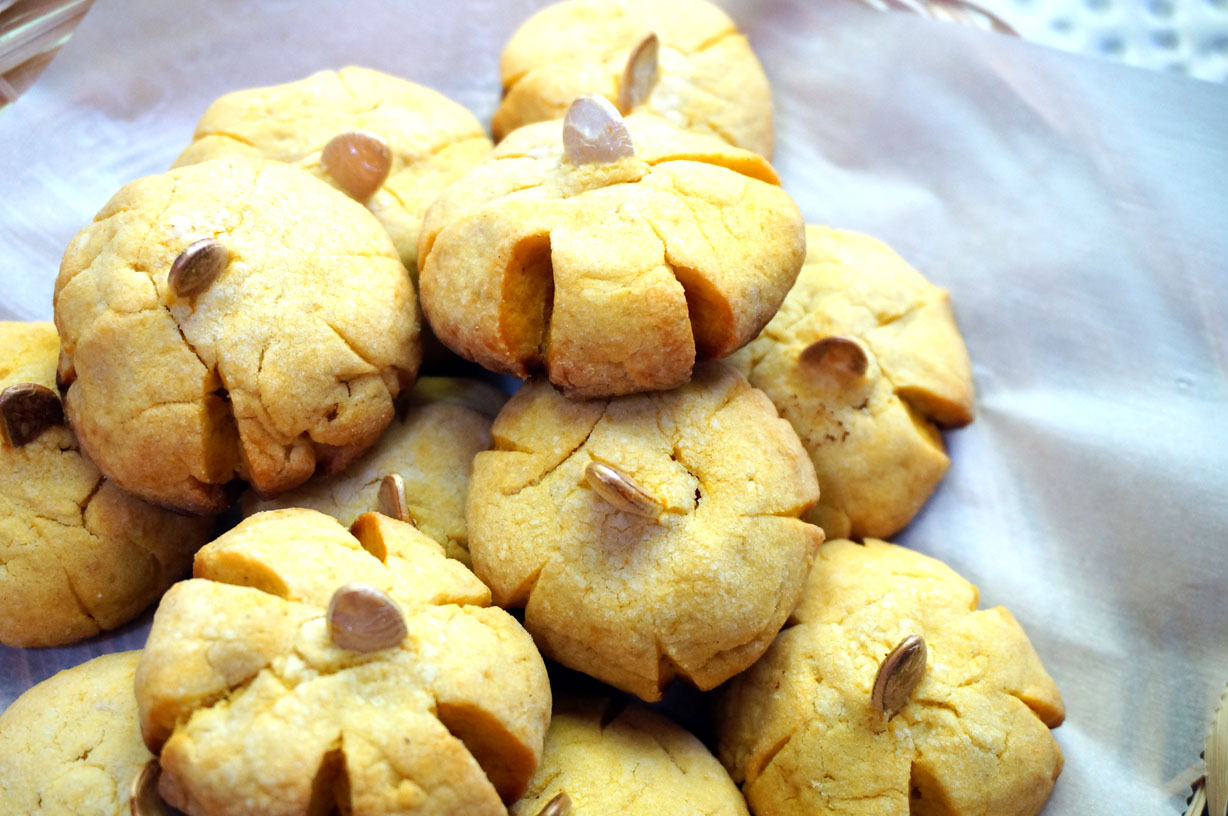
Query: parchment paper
[{"left": 1, "top": 1, "right": 1226, "bottom": 813}]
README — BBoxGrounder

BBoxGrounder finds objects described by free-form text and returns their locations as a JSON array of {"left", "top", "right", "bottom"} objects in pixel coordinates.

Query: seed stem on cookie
[
  {"left": 327, "top": 583, "right": 407, "bottom": 653},
  {"left": 378, "top": 472, "right": 412, "bottom": 523},
  {"left": 321, "top": 130, "right": 392, "bottom": 201},
  {"left": 618, "top": 33, "right": 659, "bottom": 113},
  {"left": 0, "top": 382, "right": 63, "bottom": 447},
  {"left": 130, "top": 758, "right": 178, "bottom": 816},
  {"left": 584, "top": 461, "right": 662, "bottom": 519},
  {"left": 168, "top": 238, "right": 228, "bottom": 299},
  {"left": 872, "top": 634, "right": 927, "bottom": 718},
  {"left": 562, "top": 95, "right": 635, "bottom": 164},
  {"left": 800, "top": 336, "right": 868, "bottom": 378},
  {"left": 537, "top": 791, "right": 572, "bottom": 816}
]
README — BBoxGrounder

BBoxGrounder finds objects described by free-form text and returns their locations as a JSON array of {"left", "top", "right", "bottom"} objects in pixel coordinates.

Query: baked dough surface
[
  {"left": 729, "top": 226, "right": 974, "bottom": 539},
  {"left": 468, "top": 362, "right": 822, "bottom": 701},
  {"left": 0, "top": 651, "right": 151, "bottom": 816},
  {"left": 54, "top": 157, "right": 420, "bottom": 513},
  {"left": 419, "top": 114, "right": 803, "bottom": 398},
  {"left": 136, "top": 508, "right": 551, "bottom": 816},
  {"left": 242, "top": 377, "right": 505, "bottom": 566},
  {"left": 494, "top": 0, "right": 774, "bottom": 157},
  {"left": 511, "top": 695, "right": 749, "bottom": 816},
  {"left": 717, "top": 539, "right": 1065, "bottom": 816},
  {"left": 176, "top": 66, "right": 491, "bottom": 270},
  {"left": 0, "top": 322, "right": 210, "bottom": 647}
]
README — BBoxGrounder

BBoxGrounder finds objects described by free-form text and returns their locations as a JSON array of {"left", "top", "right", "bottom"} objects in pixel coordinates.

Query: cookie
[
  {"left": 728, "top": 226, "right": 974, "bottom": 540},
  {"left": 242, "top": 377, "right": 506, "bottom": 566},
  {"left": 468, "top": 362, "right": 823, "bottom": 701},
  {"left": 0, "top": 322, "right": 211, "bottom": 647},
  {"left": 0, "top": 651, "right": 151, "bottom": 815},
  {"left": 493, "top": 0, "right": 773, "bottom": 157},
  {"left": 511, "top": 695, "right": 748, "bottom": 816},
  {"left": 717, "top": 539, "right": 1065, "bottom": 816},
  {"left": 174, "top": 66, "right": 492, "bottom": 271},
  {"left": 419, "top": 101, "right": 804, "bottom": 398},
  {"left": 136, "top": 508, "right": 551, "bottom": 815},
  {"left": 54, "top": 157, "right": 421, "bottom": 514}
]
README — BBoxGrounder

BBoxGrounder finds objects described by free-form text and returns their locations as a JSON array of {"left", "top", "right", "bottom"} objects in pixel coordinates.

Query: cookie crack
[
  {"left": 165, "top": 304, "right": 210, "bottom": 373},
  {"left": 196, "top": 129, "right": 257, "bottom": 149},
  {"left": 60, "top": 566, "right": 100, "bottom": 627},
  {"left": 642, "top": 722, "right": 689, "bottom": 777},
  {"left": 333, "top": 70, "right": 381, "bottom": 115},
  {"left": 502, "top": 405, "right": 606, "bottom": 499},
  {"left": 681, "top": 26, "right": 740, "bottom": 57},
  {"left": 319, "top": 317, "right": 379, "bottom": 372}
]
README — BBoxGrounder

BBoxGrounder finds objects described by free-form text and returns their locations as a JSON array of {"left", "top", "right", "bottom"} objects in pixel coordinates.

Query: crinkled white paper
[{"left": 1, "top": 1, "right": 1226, "bottom": 813}]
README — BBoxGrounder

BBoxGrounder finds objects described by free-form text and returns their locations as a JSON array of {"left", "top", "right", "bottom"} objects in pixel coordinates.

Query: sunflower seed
[
  {"left": 563, "top": 95, "right": 635, "bottom": 165},
  {"left": 168, "top": 238, "right": 228, "bottom": 299},
  {"left": 871, "top": 634, "right": 927, "bottom": 718},
  {"left": 129, "top": 758, "right": 183, "bottom": 815},
  {"left": 321, "top": 130, "right": 392, "bottom": 201},
  {"left": 0, "top": 383, "right": 63, "bottom": 447},
  {"left": 327, "top": 583, "right": 407, "bottom": 653},
  {"left": 537, "top": 791, "right": 572, "bottom": 816},
  {"left": 585, "top": 461, "right": 661, "bottom": 519},
  {"left": 618, "top": 33, "right": 659, "bottom": 113},
  {"left": 378, "top": 473, "right": 410, "bottom": 523},
  {"left": 799, "top": 336, "right": 868, "bottom": 378}
]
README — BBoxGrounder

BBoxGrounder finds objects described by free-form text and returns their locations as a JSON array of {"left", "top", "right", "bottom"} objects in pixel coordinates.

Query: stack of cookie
[{"left": 0, "top": 1, "right": 1065, "bottom": 815}]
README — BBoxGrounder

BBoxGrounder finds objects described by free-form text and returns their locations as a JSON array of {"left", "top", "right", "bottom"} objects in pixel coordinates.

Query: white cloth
[{"left": 1, "top": 2, "right": 1226, "bottom": 813}]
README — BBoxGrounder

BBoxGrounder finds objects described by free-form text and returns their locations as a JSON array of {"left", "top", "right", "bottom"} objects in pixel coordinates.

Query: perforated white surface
[{"left": 980, "top": 0, "right": 1228, "bottom": 81}]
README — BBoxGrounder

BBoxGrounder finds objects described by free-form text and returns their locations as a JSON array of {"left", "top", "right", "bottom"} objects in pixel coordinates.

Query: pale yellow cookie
[
  {"left": 136, "top": 508, "right": 551, "bottom": 815},
  {"left": 242, "top": 377, "right": 506, "bottom": 566},
  {"left": 717, "top": 539, "right": 1064, "bottom": 816},
  {"left": 729, "top": 226, "right": 974, "bottom": 540},
  {"left": 468, "top": 362, "right": 822, "bottom": 701},
  {"left": 494, "top": 0, "right": 774, "bottom": 157},
  {"left": 511, "top": 695, "right": 749, "bottom": 816},
  {"left": 419, "top": 109, "right": 804, "bottom": 398},
  {"left": 175, "top": 66, "right": 491, "bottom": 271},
  {"left": 0, "top": 322, "right": 211, "bottom": 647},
  {"left": 54, "top": 157, "right": 420, "bottom": 514},
  {"left": 0, "top": 651, "right": 151, "bottom": 816}
]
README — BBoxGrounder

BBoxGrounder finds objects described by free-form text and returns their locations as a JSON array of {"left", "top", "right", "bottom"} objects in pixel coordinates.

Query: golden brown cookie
[
  {"left": 511, "top": 695, "right": 749, "bottom": 816},
  {"left": 728, "top": 226, "right": 974, "bottom": 540},
  {"left": 242, "top": 377, "right": 506, "bottom": 566},
  {"left": 468, "top": 362, "right": 822, "bottom": 701},
  {"left": 0, "top": 322, "right": 211, "bottom": 648},
  {"left": 136, "top": 508, "right": 551, "bottom": 815},
  {"left": 54, "top": 157, "right": 420, "bottom": 515},
  {"left": 174, "top": 66, "right": 492, "bottom": 271},
  {"left": 0, "top": 651, "right": 152, "bottom": 815},
  {"left": 493, "top": 0, "right": 774, "bottom": 157},
  {"left": 419, "top": 105, "right": 804, "bottom": 398},
  {"left": 717, "top": 539, "right": 1065, "bottom": 816}
]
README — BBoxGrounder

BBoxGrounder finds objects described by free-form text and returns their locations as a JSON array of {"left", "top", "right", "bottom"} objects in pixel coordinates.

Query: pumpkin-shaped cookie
[
  {"left": 136, "top": 508, "right": 551, "bottom": 815},
  {"left": 0, "top": 322, "right": 212, "bottom": 647},
  {"left": 243, "top": 377, "right": 506, "bottom": 566},
  {"left": 511, "top": 695, "right": 749, "bottom": 816},
  {"left": 717, "top": 539, "right": 1064, "bottom": 816},
  {"left": 493, "top": 0, "right": 773, "bottom": 157},
  {"left": 419, "top": 101, "right": 804, "bottom": 398},
  {"left": 729, "top": 226, "right": 974, "bottom": 540},
  {"left": 54, "top": 157, "right": 420, "bottom": 515},
  {"left": 175, "top": 66, "right": 492, "bottom": 271},
  {"left": 468, "top": 362, "right": 822, "bottom": 701},
  {"left": 0, "top": 651, "right": 153, "bottom": 814}
]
